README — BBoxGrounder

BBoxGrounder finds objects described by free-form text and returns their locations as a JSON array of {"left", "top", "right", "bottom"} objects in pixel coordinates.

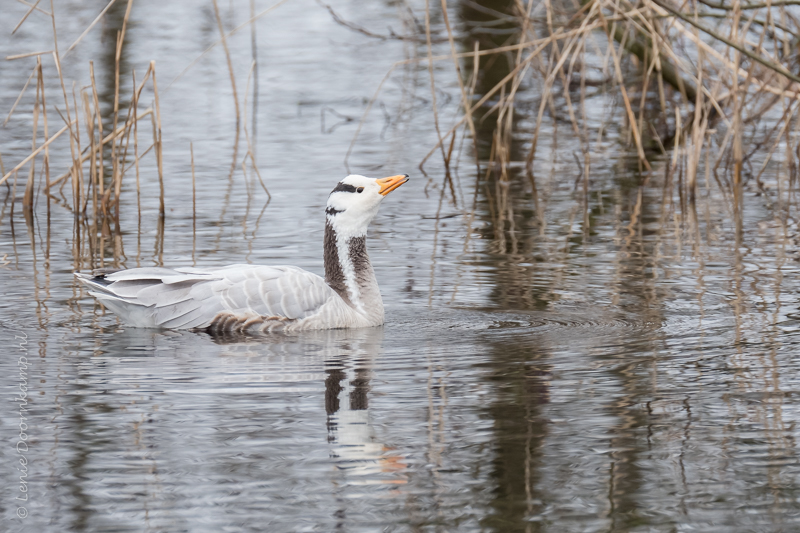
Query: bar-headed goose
[{"left": 76, "top": 174, "right": 409, "bottom": 333}]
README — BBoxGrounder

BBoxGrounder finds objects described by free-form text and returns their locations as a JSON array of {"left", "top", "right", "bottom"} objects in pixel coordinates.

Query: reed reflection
[{"left": 480, "top": 330, "right": 551, "bottom": 532}]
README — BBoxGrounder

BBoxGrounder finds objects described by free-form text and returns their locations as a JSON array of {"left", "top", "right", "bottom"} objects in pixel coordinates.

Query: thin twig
[
  {"left": 63, "top": 0, "right": 119, "bottom": 57},
  {"left": 0, "top": 120, "right": 75, "bottom": 186}
]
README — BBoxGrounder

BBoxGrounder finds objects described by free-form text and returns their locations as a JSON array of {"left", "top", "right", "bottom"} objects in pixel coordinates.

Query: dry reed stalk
[
  {"left": 576, "top": 35, "right": 591, "bottom": 217},
  {"left": 731, "top": 2, "right": 744, "bottom": 217},
  {"left": 686, "top": 33, "right": 706, "bottom": 205},
  {"left": 601, "top": 15, "right": 651, "bottom": 169},
  {"left": 190, "top": 141, "right": 196, "bottom": 265},
  {"left": 71, "top": 201, "right": 81, "bottom": 271},
  {"left": 132, "top": 70, "right": 141, "bottom": 217},
  {"left": 468, "top": 40, "right": 481, "bottom": 169},
  {"left": 526, "top": 50, "right": 558, "bottom": 174},
  {"left": 154, "top": 213, "right": 164, "bottom": 265},
  {"left": 115, "top": 79, "right": 144, "bottom": 211},
  {"left": 23, "top": 57, "right": 41, "bottom": 213},
  {"left": 37, "top": 59, "right": 50, "bottom": 202},
  {"left": 649, "top": 23, "right": 669, "bottom": 114},
  {"left": 88, "top": 62, "right": 104, "bottom": 206},
  {"left": 636, "top": 39, "right": 656, "bottom": 150},
  {"left": 242, "top": 61, "right": 270, "bottom": 198},
  {"left": 151, "top": 61, "right": 165, "bottom": 217},
  {"left": 107, "top": 1, "right": 133, "bottom": 215},
  {"left": 49, "top": 2, "right": 81, "bottom": 215},
  {"left": 753, "top": 101, "right": 799, "bottom": 186},
  {"left": 113, "top": 221, "right": 125, "bottom": 267},
  {"left": 439, "top": 0, "right": 480, "bottom": 177},
  {"left": 777, "top": 99, "right": 789, "bottom": 210},
  {"left": 249, "top": 0, "right": 258, "bottom": 139},
  {"left": 561, "top": 34, "right": 590, "bottom": 153},
  {"left": 241, "top": 159, "right": 254, "bottom": 204},
  {"left": 81, "top": 90, "right": 97, "bottom": 218},
  {"left": 121, "top": 144, "right": 154, "bottom": 175},
  {"left": 487, "top": 13, "right": 541, "bottom": 195},
  {"left": 791, "top": 92, "right": 800, "bottom": 202},
  {"left": 12, "top": 0, "right": 43, "bottom": 34},
  {"left": 71, "top": 82, "right": 84, "bottom": 214},
  {"left": 241, "top": 158, "right": 255, "bottom": 263},
  {"left": 9, "top": 171, "right": 19, "bottom": 219},
  {"left": 423, "top": 0, "right": 448, "bottom": 172},
  {"left": 5, "top": 50, "right": 54, "bottom": 61},
  {"left": 107, "top": 30, "right": 124, "bottom": 214},
  {"left": 466, "top": 41, "right": 483, "bottom": 205},
  {"left": 213, "top": 0, "right": 241, "bottom": 129}
]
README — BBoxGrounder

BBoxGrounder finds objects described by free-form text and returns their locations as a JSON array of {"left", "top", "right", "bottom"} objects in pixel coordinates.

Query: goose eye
[{"left": 356, "top": 187, "right": 364, "bottom": 193}]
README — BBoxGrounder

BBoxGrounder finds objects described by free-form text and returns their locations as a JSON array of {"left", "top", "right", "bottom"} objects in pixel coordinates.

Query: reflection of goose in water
[
  {"left": 205, "top": 326, "right": 407, "bottom": 483},
  {"left": 321, "top": 327, "right": 407, "bottom": 484},
  {"left": 210, "top": 327, "right": 407, "bottom": 483},
  {"left": 75, "top": 175, "right": 409, "bottom": 334}
]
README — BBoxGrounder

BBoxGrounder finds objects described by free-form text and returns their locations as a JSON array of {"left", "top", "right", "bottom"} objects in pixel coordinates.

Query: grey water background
[{"left": 3, "top": 0, "right": 800, "bottom": 531}]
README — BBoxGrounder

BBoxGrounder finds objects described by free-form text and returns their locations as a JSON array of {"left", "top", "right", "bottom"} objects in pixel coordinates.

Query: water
[{"left": 3, "top": 1, "right": 800, "bottom": 531}]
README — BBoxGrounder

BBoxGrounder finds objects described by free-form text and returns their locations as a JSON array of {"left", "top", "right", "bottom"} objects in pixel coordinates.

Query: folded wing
[{"left": 75, "top": 265, "right": 338, "bottom": 330}]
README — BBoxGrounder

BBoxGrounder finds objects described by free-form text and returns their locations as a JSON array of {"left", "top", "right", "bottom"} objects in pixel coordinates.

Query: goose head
[{"left": 325, "top": 174, "right": 409, "bottom": 238}]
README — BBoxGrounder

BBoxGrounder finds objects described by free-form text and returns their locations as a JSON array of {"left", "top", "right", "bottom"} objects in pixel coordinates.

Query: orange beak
[{"left": 376, "top": 174, "right": 410, "bottom": 196}]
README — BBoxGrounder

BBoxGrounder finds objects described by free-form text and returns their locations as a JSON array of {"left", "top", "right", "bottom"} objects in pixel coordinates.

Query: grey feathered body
[
  {"left": 75, "top": 261, "right": 382, "bottom": 333},
  {"left": 75, "top": 225, "right": 384, "bottom": 333}
]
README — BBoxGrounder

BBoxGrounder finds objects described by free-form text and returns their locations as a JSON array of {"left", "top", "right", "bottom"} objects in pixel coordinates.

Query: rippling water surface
[{"left": 3, "top": 1, "right": 800, "bottom": 531}]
